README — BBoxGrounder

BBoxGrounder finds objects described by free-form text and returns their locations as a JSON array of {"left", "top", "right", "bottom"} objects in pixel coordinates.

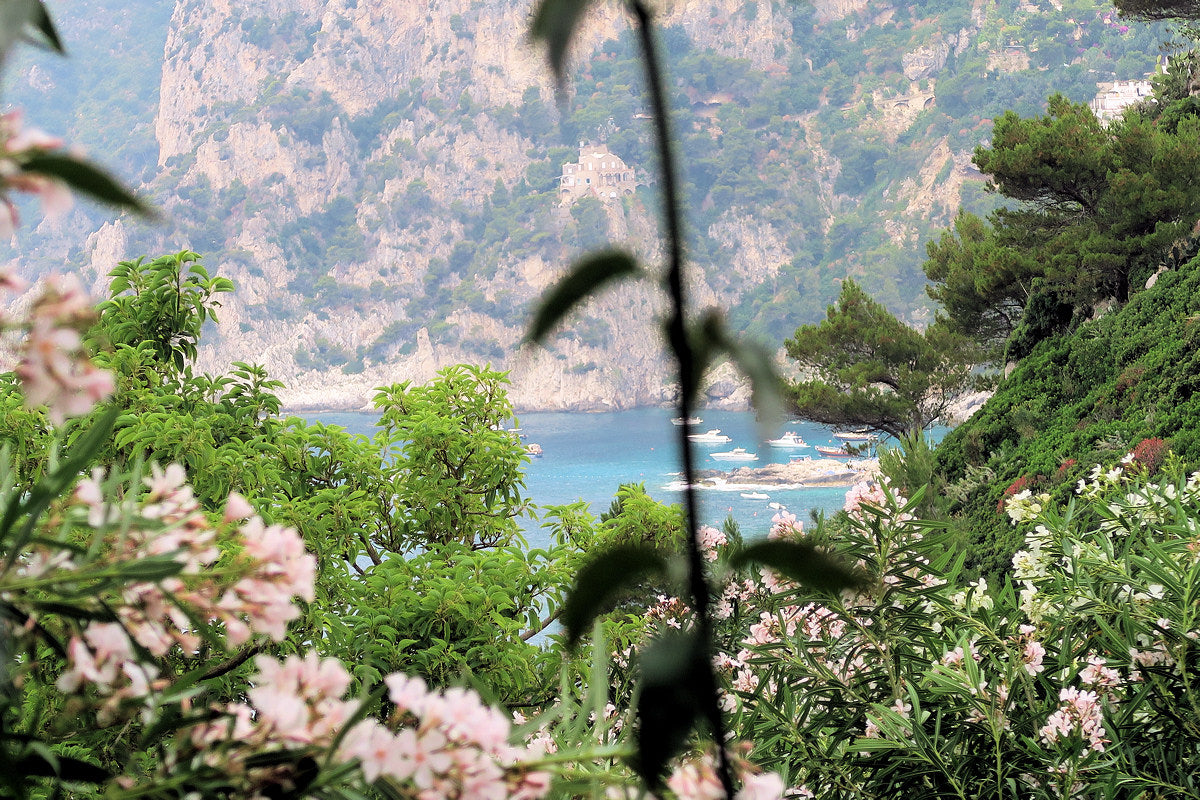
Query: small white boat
[
  {"left": 740, "top": 491, "right": 769, "bottom": 500},
  {"left": 524, "top": 443, "right": 543, "bottom": 457},
  {"left": 671, "top": 416, "right": 702, "bottom": 426},
  {"left": 711, "top": 448, "right": 758, "bottom": 462},
  {"left": 768, "top": 502, "right": 787, "bottom": 510},
  {"left": 688, "top": 429, "right": 732, "bottom": 444},
  {"left": 767, "top": 431, "right": 809, "bottom": 448},
  {"left": 833, "top": 430, "right": 875, "bottom": 442},
  {"left": 816, "top": 445, "right": 853, "bottom": 458}
]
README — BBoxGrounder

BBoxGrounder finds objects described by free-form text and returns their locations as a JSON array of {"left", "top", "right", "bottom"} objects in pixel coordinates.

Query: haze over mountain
[{"left": 1, "top": 0, "right": 1169, "bottom": 410}]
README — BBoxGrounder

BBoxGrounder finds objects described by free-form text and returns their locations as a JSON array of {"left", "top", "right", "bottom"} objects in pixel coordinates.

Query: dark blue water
[{"left": 307, "top": 408, "right": 856, "bottom": 545}]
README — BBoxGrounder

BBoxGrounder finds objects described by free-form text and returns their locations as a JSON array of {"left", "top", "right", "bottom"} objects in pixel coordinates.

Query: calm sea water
[{"left": 307, "top": 408, "right": 857, "bottom": 546}]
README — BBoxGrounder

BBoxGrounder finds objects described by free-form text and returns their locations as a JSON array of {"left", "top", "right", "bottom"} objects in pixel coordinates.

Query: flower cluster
[
  {"left": 42, "top": 464, "right": 315, "bottom": 719},
  {"left": 5, "top": 272, "right": 113, "bottom": 423},
  {"left": 339, "top": 672, "right": 551, "bottom": 799},
  {"left": 697, "top": 524, "right": 727, "bottom": 561},
  {"left": 661, "top": 746, "right": 791, "bottom": 800},
  {"left": 1004, "top": 488, "right": 1051, "bottom": 525},
  {"left": 1039, "top": 687, "right": 1108, "bottom": 754},
  {"left": 190, "top": 653, "right": 356, "bottom": 763}
]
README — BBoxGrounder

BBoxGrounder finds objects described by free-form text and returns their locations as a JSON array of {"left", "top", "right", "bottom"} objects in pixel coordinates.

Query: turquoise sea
[{"left": 308, "top": 408, "right": 858, "bottom": 546}]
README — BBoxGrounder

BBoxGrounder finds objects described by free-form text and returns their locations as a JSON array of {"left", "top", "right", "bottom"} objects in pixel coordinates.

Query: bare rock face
[
  {"left": 810, "top": 0, "right": 873, "bottom": 23},
  {"left": 28, "top": 0, "right": 997, "bottom": 413},
  {"left": 902, "top": 41, "right": 951, "bottom": 81}
]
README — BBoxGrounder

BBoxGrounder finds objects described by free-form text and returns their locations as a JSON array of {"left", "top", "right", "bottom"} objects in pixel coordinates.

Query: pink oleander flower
[
  {"left": 736, "top": 771, "right": 785, "bottom": 800},
  {"left": 768, "top": 510, "right": 803, "bottom": 540},
  {"left": 844, "top": 479, "right": 888, "bottom": 520},
  {"left": 1039, "top": 686, "right": 1108, "bottom": 754},
  {"left": 698, "top": 525, "right": 727, "bottom": 561},
  {"left": 667, "top": 759, "right": 724, "bottom": 800},
  {"left": 15, "top": 274, "right": 111, "bottom": 423},
  {"left": 1080, "top": 654, "right": 1121, "bottom": 691},
  {"left": 0, "top": 266, "right": 28, "bottom": 292},
  {"left": 1023, "top": 640, "right": 1046, "bottom": 676}
]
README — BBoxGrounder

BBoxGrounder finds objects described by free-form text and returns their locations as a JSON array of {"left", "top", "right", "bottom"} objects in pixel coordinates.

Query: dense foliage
[
  {"left": 784, "top": 280, "right": 982, "bottom": 439},
  {"left": 927, "top": 89, "right": 1200, "bottom": 361}
]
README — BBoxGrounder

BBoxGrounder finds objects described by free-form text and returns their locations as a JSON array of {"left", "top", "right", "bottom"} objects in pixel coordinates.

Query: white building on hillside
[
  {"left": 559, "top": 145, "right": 637, "bottom": 204},
  {"left": 1091, "top": 79, "right": 1154, "bottom": 124}
]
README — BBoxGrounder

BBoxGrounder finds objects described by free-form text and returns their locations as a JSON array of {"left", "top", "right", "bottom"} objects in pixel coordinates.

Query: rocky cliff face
[
  {"left": 4, "top": 0, "right": 1159, "bottom": 411},
  {"left": 83, "top": 0, "right": 803, "bottom": 411}
]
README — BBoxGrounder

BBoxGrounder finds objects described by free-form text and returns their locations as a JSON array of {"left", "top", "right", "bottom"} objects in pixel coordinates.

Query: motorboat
[
  {"left": 688, "top": 429, "right": 732, "bottom": 444},
  {"left": 816, "top": 445, "right": 854, "bottom": 458},
  {"left": 767, "top": 431, "right": 809, "bottom": 448},
  {"left": 833, "top": 429, "right": 876, "bottom": 442},
  {"left": 740, "top": 491, "right": 769, "bottom": 500},
  {"left": 524, "top": 443, "right": 543, "bottom": 457},
  {"left": 711, "top": 448, "right": 758, "bottom": 462},
  {"left": 671, "top": 416, "right": 702, "bottom": 426}
]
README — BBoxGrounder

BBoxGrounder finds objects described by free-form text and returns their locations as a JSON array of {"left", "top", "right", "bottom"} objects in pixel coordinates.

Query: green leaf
[
  {"left": 530, "top": 0, "right": 601, "bottom": 86},
  {"left": 700, "top": 313, "right": 785, "bottom": 430},
  {"left": 15, "top": 749, "right": 110, "bottom": 783},
  {"left": 561, "top": 543, "right": 666, "bottom": 648},
  {"left": 20, "top": 153, "right": 151, "bottom": 214},
  {"left": 731, "top": 539, "right": 867, "bottom": 593},
  {"left": 678, "top": 312, "right": 721, "bottom": 410},
  {"left": 111, "top": 556, "right": 185, "bottom": 582},
  {"left": 1, "top": 407, "right": 118, "bottom": 569},
  {"left": 526, "top": 249, "right": 640, "bottom": 344},
  {"left": 634, "top": 630, "right": 713, "bottom": 790},
  {"left": 29, "top": 0, "right": 63, "bottom": 52}
]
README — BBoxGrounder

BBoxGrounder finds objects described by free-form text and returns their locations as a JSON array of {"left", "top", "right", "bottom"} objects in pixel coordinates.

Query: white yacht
[
  {"left": 711, "top": 448, "right": 758, "bottom": 462},
  {"left": 766, "top": 431, "right": 809, "bottom": 448},
  {"left": 688, "top": 429, "right": 732, "bottom": 444}
]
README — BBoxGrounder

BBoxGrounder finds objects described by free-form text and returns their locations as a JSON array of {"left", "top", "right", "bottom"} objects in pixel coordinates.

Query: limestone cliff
[{"left": 1, "top": 0, "right": 1164, "bottom": 411}]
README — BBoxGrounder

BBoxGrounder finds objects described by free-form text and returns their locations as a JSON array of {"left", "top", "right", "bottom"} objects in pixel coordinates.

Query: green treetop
[
  {"left": 926, "top": 89, "right": 1200, "bottom": 361},
  {"left": 785, "top": 280, "right": 981, "bottom": 440}
]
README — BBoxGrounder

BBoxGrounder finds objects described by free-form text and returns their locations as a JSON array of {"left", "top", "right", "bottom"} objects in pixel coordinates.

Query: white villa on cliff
[
  {"left": 1090, "top": 79, "right": 1154, "bottom": 124},
  {"left": 558, "top": 145, "right": 637, "bottom": 204}
]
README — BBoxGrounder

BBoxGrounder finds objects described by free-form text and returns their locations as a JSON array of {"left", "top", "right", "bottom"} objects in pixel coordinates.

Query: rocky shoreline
[{"left": 692, "top": 457, "right": 881, "bottom": 490}]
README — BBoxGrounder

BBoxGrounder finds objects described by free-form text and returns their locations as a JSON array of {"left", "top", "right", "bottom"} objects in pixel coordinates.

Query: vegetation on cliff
[{"left": 0, "top": 0, "right": 1177, "bottom": 406}]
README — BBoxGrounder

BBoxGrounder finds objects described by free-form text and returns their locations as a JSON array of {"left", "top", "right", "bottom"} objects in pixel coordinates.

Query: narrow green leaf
[
  {"left": 699, "top": 312, "right": 784, "bottom": 430},
  {"left": 562, "top": 543, "right": 666, "bottom": 648},
  {"left": 29, "top": 601, "right": 117, "bottom": 622},
  {"left": 634, "top": 630, "right": 713, "bottom": 790},
  {"left": 16, "top": 750, "right": 110, "bottom": 783},
  {"left": 1, "top": 407, "right": 118, "bottom": 569},
  {"left": 526, "top": 249, "right": 640, "bottom": 344},
  {"left": 732, "top": 539, "right": 867, "bottom": 593},
  {"left": 29, "top": 0, "right": 63, "bottom": 52},
  {"left": 20, "top": 153, "right": 151, "bottom": 214},
  {"left": 679, "top": 312, "right": 721, "bottom": 410},
  {"left": 530, "top": 0, "right": 600, "bottom": 86}
]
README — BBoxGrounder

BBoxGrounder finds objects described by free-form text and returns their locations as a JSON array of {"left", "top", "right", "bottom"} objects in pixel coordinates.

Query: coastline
[{"left": 677, "top": 457, "right": 881, "bottom": 491}]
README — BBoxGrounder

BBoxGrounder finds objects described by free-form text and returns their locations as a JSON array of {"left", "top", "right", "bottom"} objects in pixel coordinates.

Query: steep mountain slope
[{"left": 0, "top": 0, "right": 1169, "bottom": 409}]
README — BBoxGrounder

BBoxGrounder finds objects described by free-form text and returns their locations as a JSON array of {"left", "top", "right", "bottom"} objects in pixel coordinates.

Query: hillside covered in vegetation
[{"left": 0, "top": 0, "right": 1174, "bottom": 409}]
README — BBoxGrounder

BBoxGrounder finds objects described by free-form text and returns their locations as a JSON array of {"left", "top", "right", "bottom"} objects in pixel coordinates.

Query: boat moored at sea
[
  {"left": 815, "top": 445, "right": 854, "bottom": 458},
  {"left": 671, "top": 416, "right": 702, "bottom": 426},
  {"left": 711, "top": 447, "right": 758, "bottom": 462},
  {"left": 688, "top": 429, "right": 732, "bottom": 444},
  {"left": 740, "top": 491, "right": 769, "bottom": 499},
  {"left": 524, "top": 443, "right": 543, "bottom": 457},
  {"left": 767, "top": 431, "right": 809, "bottom": 448},
  {"left": 833, "top": 429, "right": 876, "bottom": 442}
]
